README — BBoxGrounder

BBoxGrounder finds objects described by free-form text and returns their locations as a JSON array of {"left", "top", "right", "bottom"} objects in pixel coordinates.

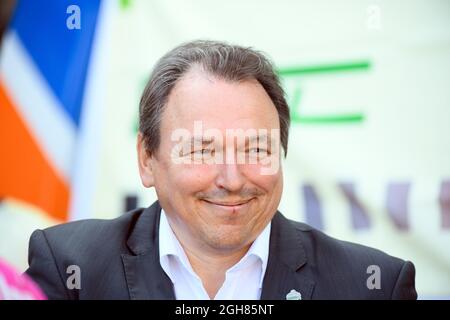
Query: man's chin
[{"left": 201, "top": 228, "right": 254, "bottom": 252}]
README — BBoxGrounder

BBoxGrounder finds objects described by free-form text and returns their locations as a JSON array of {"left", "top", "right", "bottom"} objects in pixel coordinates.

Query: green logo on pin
[{"left": 286, "top": 289, "right": 302, "bottom": 300}]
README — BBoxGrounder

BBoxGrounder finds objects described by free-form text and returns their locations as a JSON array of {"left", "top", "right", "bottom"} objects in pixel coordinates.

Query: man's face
[{"left": 138, "top": 66, "right": 283, "bottom": 254}]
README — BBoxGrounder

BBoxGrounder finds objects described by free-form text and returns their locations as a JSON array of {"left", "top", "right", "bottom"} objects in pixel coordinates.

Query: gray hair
[{"left": 139, "top": 40, "right": 290, "bottom": 157}]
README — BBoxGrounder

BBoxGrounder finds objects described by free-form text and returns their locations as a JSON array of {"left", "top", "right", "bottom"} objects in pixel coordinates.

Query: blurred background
[{"left": 0, "top": 0, "right": 449, "bottom": 299}]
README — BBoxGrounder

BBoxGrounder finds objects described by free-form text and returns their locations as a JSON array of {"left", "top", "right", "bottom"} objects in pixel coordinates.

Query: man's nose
[{"left": 215, "top": 163, "right": 246, "bottom": 192}]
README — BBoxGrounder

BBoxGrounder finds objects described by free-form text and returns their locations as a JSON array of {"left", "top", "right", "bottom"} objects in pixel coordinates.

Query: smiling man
[{"left": 26, "top": 40, "right": 417, "bottom": 300}]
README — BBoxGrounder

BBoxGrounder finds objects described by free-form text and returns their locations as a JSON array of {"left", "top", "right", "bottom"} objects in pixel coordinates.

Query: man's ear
[{"left": 137, "top": 133, "right": 155, "bottom": 188}]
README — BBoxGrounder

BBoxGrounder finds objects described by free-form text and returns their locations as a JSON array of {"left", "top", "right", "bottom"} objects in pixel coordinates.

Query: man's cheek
[
  {"left": 178, "top": 164, "right": 216, "bottom": 183},
  {"left": 246, "top": 166, "right": 281, "bottom": 189}
]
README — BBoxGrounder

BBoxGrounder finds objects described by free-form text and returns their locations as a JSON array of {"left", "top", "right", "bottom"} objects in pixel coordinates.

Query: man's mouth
[{"left": 202, "top": 198, "right": 254, "bottom": 211}]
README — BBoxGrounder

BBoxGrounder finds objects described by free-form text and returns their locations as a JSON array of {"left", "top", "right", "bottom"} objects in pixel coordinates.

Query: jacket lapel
[
  {"left": 121, "top": 201, "right": 176, "bottom": 300},
  {"left": 260, "top": 213, "right": 315, "bottom": 300}
]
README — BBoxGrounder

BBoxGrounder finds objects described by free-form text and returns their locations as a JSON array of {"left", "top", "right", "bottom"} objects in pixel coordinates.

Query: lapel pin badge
[{"left": 286, "top": 289, "right": 302, "bottom": 300}]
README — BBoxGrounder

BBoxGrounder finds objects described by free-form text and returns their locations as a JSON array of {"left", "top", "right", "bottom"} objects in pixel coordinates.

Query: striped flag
[{"left": 0, "top": 0, "right": 114, "bottom": 269}]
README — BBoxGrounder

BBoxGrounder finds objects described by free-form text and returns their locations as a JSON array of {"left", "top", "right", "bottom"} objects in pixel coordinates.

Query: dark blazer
[{"left": 25, "top": 201, "right": 417, "bottom": 299}]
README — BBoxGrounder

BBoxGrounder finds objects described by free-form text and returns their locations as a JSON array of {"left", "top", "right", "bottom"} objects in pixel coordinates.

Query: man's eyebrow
[
  {"left": 188, "top": 136, "right": 216, "bottom": 146},
  {"left": 246, "top": 134, "right": 273, "bottom": 145}
]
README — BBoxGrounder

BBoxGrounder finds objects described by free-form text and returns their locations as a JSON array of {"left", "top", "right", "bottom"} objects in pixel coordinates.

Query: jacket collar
[
  {"left": 122, "top": 201, "right": 175, "bottom": 299},
  {"left": 260, "top": 212, "right": 315, "bottom": 300}
]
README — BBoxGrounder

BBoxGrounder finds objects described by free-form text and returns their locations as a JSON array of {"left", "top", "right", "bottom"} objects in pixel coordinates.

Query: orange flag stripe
[{"left": 0, "top": 81, "right": 69, "bottom": 221}]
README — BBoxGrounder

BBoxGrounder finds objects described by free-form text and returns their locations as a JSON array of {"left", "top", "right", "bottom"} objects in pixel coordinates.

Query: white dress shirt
[{"left": 159, "top": 209, "right": 271, "bottom": 300}]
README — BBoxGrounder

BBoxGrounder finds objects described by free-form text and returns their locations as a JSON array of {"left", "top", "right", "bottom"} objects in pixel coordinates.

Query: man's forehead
[{"left": 163, "top": 68, "right": 279, "bottom": 128}]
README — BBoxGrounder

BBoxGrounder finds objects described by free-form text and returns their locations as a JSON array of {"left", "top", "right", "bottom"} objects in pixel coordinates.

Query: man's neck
[{"left": 181, "top": 241, "right": 251, "bottom": 299}]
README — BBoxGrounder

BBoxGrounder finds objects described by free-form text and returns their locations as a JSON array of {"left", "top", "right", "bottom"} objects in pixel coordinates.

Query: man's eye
[
  {"left": 248, "top": 148, "right": 267, "bottom": 154},
  {"left": 192, "top": 149, "right": 213, "bottom": 155}
]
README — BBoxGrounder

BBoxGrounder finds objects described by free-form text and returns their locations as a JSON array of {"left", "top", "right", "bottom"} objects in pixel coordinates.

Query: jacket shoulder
[
  {"left": 41, "top": 208, "right": 144, "bottom": 251},
  {"left": 290, "top": 219, "right": 403, "bottom": 262},
  {"left": 26, "top": 208, "right": 148, "bottom": 299},
  {"left": 286, "top": 218, "right": 416, "bottom": 299}
]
